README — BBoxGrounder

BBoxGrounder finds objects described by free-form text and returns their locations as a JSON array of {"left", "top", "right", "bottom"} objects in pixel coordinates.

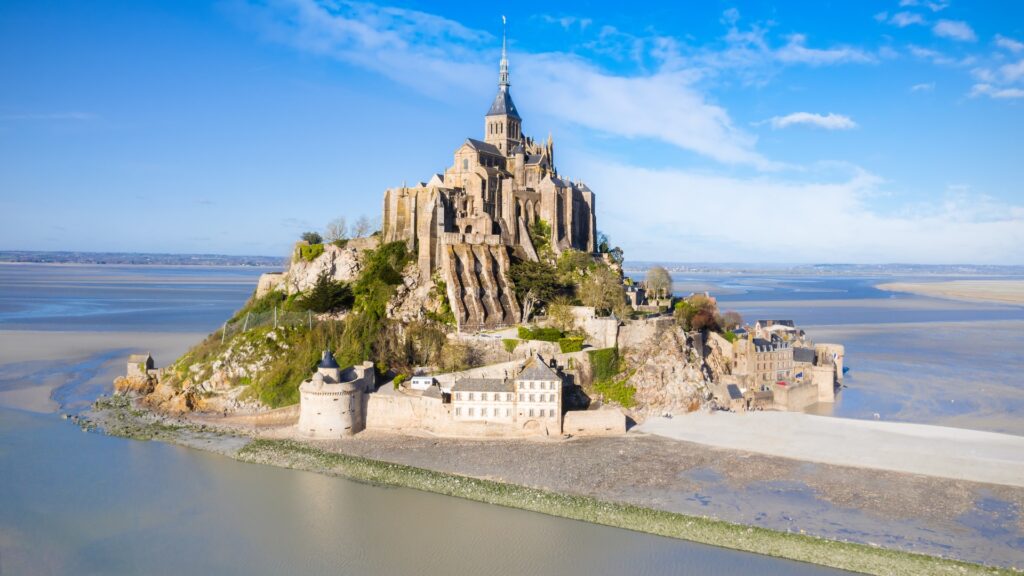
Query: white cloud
[
  {"left": 970, "top": 83, "right": 1024, "bottom": 99},
  {"left": 889, "top": 11, "right": 926, "bottom": 27},
  {"left": 932, "top": 20, "right": 977, "bottom": 42},
  {"left": 907, "top": 44, "right": 974, "bottom": 66},
  {"left": 995, "top": 34, "right": 1024, "bottom": 54},
  {"left": 583, "top": 159, "right": 1024, "bottom": 264},
  {"left": 901, "top": 0, "right": 950, "bottom": 11},
  {"left": 1001, "top": 59, "right": 1024, "bottom": 83},
  {"left": 764, "top": 112, "right": 857, "bottom": 130},
  {"left": 910, "top": 82, "right": 936, "bottom": 92},
  {"left": 774, "top": 34, "right": 874, "bottom": 65},
  {"left": 228, "top": 0, "right": 775, "bottom": 168}
]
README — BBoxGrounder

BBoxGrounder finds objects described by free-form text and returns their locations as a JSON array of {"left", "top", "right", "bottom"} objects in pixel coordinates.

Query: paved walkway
[{"left": 635, "top": 411, "right": 1024, "bottom": 487}]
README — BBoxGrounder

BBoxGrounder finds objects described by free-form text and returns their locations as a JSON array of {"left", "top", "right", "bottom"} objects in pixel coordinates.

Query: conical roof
[
  {"left": 319, "top": 350, "right": 339, "bottom": 369},
  {"left": 486, "top": 86, "right": 520, "bottom": 119}
]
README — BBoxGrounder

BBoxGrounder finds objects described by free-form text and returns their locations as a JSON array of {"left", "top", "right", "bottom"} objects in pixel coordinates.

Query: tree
[
  {"left": 674, "top": 293, "right": 720, "bottom": 331},
  {"left": 507, "top": 259, "right": 564, "bottom": 322},
  {"left": 645, "top": 266, "right": 672, "bottom": 299},
  {"left": 298, "top": 270, "right": 354, "bottom": 313},
  {"left": 596, "top": 231, "right": 610, "bottom": 254},
  {"left": 546, "top": 295, "right": 575, "bottom": 332},
  {"left": 300, "top": 231, "right": 323, "bottom": 244},
  {"left": 352, "top": 215, "right": 372, "bottom": 238},
  {"left": 720, "top": 310, "right": 744, "bottom": 330},
  {"left": 556, "top": 249, "right": 592, "bottom": 283},
  {"left": 579, "top": 265, "right": 626, "bottom": 316},
  {"left": 324, "top": 217, "right": 348, "bottom": 243}
]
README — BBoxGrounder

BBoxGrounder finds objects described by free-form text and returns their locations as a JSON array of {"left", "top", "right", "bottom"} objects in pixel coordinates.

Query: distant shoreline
[
  {"left": 0, "top": 251, "right": 285, "bottom": 267},
  {"left": 0, "top": 260, "right": 282, "bottom": 269},
  {"left": 877, "top": 280, "right": 1024, "bottom": 305}
]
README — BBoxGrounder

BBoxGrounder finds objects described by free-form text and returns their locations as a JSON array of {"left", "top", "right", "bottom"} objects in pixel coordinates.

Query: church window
[{"left": 463, "top": 158, "right": 468, "bottom": 170}]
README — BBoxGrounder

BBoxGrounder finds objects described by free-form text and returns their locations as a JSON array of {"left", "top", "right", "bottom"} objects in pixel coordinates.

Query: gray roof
[
  {"left": 452, "top": 378, "right": 511, "bottom": 393},
  {"left": 757, "top": 320, "right": 795, "bottom": 327},
  {"left": 524, "top": 154, "right": 543, "bottom": 165},
  {"left": 486, "top": 86, "right": 521, "bottom": 119},
  {"left": 465, "top": 138, "right": 503, "bottom": 156},
  {"left": 793, "top": 347, "right": 816, "bottom": 363},
  {"left": 128, "top": 353, "right": 152, "bottom": 363},
  {"left": 516, "top": 356, "right": 561, "bottom": 382},
  {"left": 422, "top": 386, "right": 442, "bottom": 399},
  {"left": 511, "top": 143, "right": 525, "bottom": 155},
  {"left": 726, "top": 384, "right": 743, "bottom": 400}
]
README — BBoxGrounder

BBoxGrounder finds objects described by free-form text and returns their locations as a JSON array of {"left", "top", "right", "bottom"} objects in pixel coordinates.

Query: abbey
[{"left": 382, "top": 26, "right": 597, "bottom": 330}]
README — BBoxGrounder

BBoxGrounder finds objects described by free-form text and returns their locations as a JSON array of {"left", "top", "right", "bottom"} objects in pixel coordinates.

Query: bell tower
[{"left": 484, "top": 16, "right": 522, "bottom": 155}]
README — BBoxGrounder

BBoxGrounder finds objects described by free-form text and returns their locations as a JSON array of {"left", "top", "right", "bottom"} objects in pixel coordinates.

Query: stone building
[
  {"left": 127, "top": 353, "right": 155, "bottom": 378},
  {"left": 734, "top": 334, "right": 794, "bottom": 390},
  {"left": 381, "top": 24, "right": 597, "bottom": 330},
  {"left": 450, "top": 354, "right": 564, "bottom": 431},
  {"left": 297, "top": 351, "right": 376, "bottom": 439}
]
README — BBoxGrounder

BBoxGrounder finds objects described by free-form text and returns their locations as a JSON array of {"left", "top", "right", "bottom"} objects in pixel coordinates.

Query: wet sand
[{"left": 877, "top": 280, "right": 1024, "bottom": 305}]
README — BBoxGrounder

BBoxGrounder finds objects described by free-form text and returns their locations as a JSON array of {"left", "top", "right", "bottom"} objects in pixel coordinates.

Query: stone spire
[{"left": 499, "top": 15, "right": 509, "bottom": 88}]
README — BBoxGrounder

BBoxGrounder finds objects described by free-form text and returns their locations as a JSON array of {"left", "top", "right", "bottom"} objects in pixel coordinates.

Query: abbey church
[{"left": 382, "top": 25, "right": 598, "bottom": 330}]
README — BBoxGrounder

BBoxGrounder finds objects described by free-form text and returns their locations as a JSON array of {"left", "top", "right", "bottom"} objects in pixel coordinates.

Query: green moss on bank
[{"left": 237, "top": 439, "right": 1012, "bottom": 576}]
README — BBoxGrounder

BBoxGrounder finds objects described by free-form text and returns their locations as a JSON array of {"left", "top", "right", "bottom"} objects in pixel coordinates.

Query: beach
[{"left": 877, "top": 280, "right": 1024, "bottom": 305}]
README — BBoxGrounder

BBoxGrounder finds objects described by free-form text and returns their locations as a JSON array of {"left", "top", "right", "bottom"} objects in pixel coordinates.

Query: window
[
  {"left": 468, "top": 392, "right": 474, "bottom": 401},
  {"left": 529, "top": 408, "right": 534, "bottom": 417},
  {"left": 463, "top": 158, "right": 469, "bottom": 170},
  {"left": 481, "top": 393, "right": 488, "bottom": 401},
  {"left": 529, "top": 394, "right": 535, "bottom": 403},
  {"left": 481, "top": 407, "right": 488, "bottom": 418},
  {"left": 455, "top": 392, "right": 461, "bottom": 401},
  {"left": 456, "top": 407, "right": 461, "bottom": 416},
  {"left": 505, "top": 408, "right": 511, "bottom": 417},
  {"left": 468, "top": 407, "right": 475, "bottom": 417}
]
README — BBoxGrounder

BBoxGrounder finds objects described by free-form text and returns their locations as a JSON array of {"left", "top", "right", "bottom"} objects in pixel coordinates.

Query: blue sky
[{"left": 1, "top": 0, "right": 1022, "bottom": 263}]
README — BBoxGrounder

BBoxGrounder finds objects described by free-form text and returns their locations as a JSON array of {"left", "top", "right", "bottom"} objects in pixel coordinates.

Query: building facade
[
  {"left": 450, "top": 355, "right": 564, "bottom": 430},
  {"left": 381, "top": 25, "right": 597, "bottom": 330},
  {"left": 297, "top": 351, "right": 376, "bottom": 439}
]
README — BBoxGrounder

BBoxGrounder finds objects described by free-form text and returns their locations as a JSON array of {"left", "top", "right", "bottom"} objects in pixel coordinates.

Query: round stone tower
[{"left": 297, "top": 350, "right": 364, "bottom": 438}]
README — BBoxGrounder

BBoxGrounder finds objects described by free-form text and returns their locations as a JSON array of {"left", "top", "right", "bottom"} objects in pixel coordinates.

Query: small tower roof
[{"left": 319, "top": 350, "right": 339, "bottom": 369}]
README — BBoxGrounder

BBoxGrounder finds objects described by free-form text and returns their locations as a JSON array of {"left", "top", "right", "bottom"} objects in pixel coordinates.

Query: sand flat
[
  {"left": 635, "top": 412, "right": 1024, "bottom": 487},
  {"left": 877, "top": 280, "right": 1024, "bottom": 305}
]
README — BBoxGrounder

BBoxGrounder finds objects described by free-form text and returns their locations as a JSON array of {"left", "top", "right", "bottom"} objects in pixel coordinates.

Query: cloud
[
  {"left": 583, "top": 159, "right": 1024, "bottom": 264},
  {"left": 538, "top": 14, "right": 592, "bottom": 31},
  {"left": 899, "top": 0, "right": 949, "bottom": 11},
  {"left": 910, "top": 82, "right": 936, "bottom": 92},
  {"left": 996, "top": 34, "right": 1024, "bottom": 54},
  {"left": 969, "top": 83, "right": 1024, "bottom": 99},
  {"left": 774, "top": 33, "right": 874, "bottom": 65},
  {"left": 907, "top": 44, "right": 974, "bottom": 66},
  {"left": 229, "top": 0, "right": 785, "bottom": 168},
  {"left": 889, "top": 11, "right": 926, "bottom": 27},
  {"left": 763, "top": 112, "right": 857, "bottom": 130},
  {"left": 932, "top": 20, "right": 977, "bottom": 42}
]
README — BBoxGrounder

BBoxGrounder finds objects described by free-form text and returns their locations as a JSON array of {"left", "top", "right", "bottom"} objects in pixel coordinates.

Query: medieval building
[{"left": 382, "top": 24, "right": 597, "bottom": 330}]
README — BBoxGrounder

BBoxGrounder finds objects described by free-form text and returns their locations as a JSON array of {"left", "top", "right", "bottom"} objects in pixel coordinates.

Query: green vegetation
[
  {"left": 517, "top": 326, "right": 563, "bottom": 342},
  {"left": 298, "top": 243, "right": 325, "bottom": 262},
  {"left": 300, "top": 231, "right": 323, "bottom": 244},
  {"left": 337, "top": 241, "right": 411, "bottom": 367},
  {"left": 426, "top": 274, "right": 456, "bottom": 326},
  {"left": 579, "top": 265, "right": 627, "bottom": 317},
  {"left": 557, "top": 337, "right": 584, "bottom": 353},
  {"left": 237, "top": 440, "right": 1009, "bottom": 576},
  {"left": 502, "top": 338, "right": 519, "bottom": 354},
  {"left": 587, "top": 347, "right": 636, "bottom": 408},
  {"left": 528, "top": 219, "right": 552, "bottom": 259},
  {"left": 393, "top": 373, "right": 407, "bottom": 390},
  {"left": 722, "top": 330, "right": 738, "bottom": 343},
  {"left": 507, "top": 258, "right": 567, "bottom": 322},
  {"left": 645, "top": 266, "right": 672, "bottom": 299},
  {"left": 297, "top": 271, "right": 353, "bottom": 313}
]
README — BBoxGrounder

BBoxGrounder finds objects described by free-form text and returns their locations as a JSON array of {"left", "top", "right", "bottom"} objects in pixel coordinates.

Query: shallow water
[{"left": 0, "top": 264, "right": 850, "bottom": 575}]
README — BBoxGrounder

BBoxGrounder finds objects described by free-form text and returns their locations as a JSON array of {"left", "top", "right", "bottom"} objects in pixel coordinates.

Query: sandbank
[{"left": 877, "top": 280, "right": 1024, "bottom": 305}]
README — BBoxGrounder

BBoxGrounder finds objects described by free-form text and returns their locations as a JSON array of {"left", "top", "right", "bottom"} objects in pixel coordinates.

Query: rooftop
[{"left": 451, "top": 378, "right": 511, "bottom": 393}]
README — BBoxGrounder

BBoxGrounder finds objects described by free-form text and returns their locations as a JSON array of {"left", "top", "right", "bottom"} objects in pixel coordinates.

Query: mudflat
[{"left": 877, "top": 280, "right": 1024, "bottom": 305}]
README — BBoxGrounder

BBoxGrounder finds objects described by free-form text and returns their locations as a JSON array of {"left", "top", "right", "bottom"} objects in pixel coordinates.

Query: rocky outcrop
[
  {"left": 284, "top": 244, "right": 363, "bottom": 295},
  {"left": 113, "top": 374, "right": 157, "bottom": 396},
  {"left": 622, "top": 328, "right": 710, "bottom": 422}
]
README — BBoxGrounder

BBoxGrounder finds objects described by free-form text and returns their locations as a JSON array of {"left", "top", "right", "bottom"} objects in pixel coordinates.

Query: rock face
[
  {"left": 113, "top": 374, "right": 156, "bottom": 396},
  {"left": 284, "top": 243, "right": 364, "bottom": 295},
  {"left": 622, "top": 327, "right": 710, "bottom": 422}
]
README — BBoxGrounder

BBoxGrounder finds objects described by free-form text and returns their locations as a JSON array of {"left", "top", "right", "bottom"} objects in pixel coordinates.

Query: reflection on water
[{"left": 0, "top": 409, "right": 847, "bottom": 576}]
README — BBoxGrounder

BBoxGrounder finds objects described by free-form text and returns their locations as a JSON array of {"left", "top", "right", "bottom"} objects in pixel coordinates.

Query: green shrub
[
  {"left": 518, "top": 326, "right": 563, "bottom": 342},
  {"left": 331, "top": 238, "right": 349, "bottom": 249},
  {"left": 393, "top": 373, "right": 408, "bottom": 390},
  {"left": 588, "top": 347, "right": 621, "bottom": 381},
  {"left": 594, "top": 377, "right": 636, "bottom": 408},
  {"left": 558, "top": 337, "right": 584, "bottom": 353},
  {"left": 722, "top": 330, "right": 737, "bottom": 343},
  {"left": 297, "top": 271, "right": 353, "bottom": 313},
  {"left": 298, "top": 243, "right": 325, "bottom": 262},
  {"left": 503, "top": 338, "right": 519, "bottom": 354}
]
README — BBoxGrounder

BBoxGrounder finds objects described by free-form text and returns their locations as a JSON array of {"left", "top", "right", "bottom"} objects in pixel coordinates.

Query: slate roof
[
  {"left": 486, "top": 86, "right": 521, "bottom": 119},
  {"left": 793, "top": 347, "right": 817, "bottom": 364},
  {"left": 451, "top": 378, "right": 512, "bottom": 393},
  {"left": 465, "top": 138, "right": 503, "bottom": 156},
  {"left": 516, "top": 356, "right": 561, "bottom": 382},
  {"left": 128, "top": 353, "right": 152, "bottom": 363},
  {"left": 319, "top": 350, "right": 339, "bottom": 369}
]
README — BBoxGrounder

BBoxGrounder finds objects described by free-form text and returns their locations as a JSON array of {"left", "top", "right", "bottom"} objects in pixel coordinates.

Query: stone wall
[
  {"left": 568, "top": 306, "right": 619, "bottom": 349},
  {"left": 772, "top": 381, "right": 818, "bottom": 411},
  {"left": 562, "top": 407, "right": 626, "bottom": 436},
  {"left": 442, "top": 243, "right": 520, "bottom": 330}
]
